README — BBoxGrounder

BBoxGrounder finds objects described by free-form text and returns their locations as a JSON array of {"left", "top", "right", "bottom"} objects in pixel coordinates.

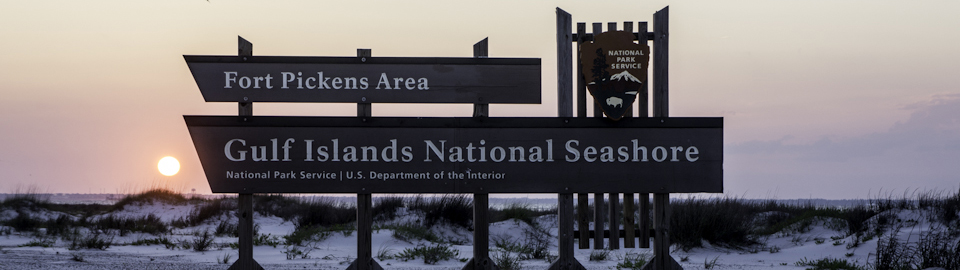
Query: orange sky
[{"left": 2, "top": 1, "right": 959, "bottom": 199}]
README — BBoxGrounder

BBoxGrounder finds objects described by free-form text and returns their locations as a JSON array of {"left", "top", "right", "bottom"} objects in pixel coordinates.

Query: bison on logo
[{"left": 580, "top": 31, "right": 650, "bottom": 120}]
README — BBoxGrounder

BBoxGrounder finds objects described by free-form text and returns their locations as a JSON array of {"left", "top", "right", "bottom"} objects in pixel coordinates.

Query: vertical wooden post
[
  {"left": 574, "top": 19, "right": 591, "bottom": 251},
  {"left": 357, "top": 49, "right": 372, "bottom": 118},
  {"left": 639, "top": 193, "right": 650, "bottom": 249},
  {"left": 589, "top": 24, "right": 605, "bottom": 249},
  {"left": 557, "top": 8, "right": 573, "bottom": 119},
  {"left": 652, "top": 9, "right": 668, "bottom": 119},
  {"left": 557, "top": 194, "right": 575, "bottom": 265},
  {"left": 347, "top": 48, "right": 382, "bottom": 270},
  {"left": 238, "top": 36, "right": 253, "bottom": 117},
  {"left": 350, "top": 193, "right": 381, "bottom": 270},
  {"left": 623, "top": 21, "right": 634, "bottom": 118},
  {"left": 623, "top": 193, "right": 635, "bottom": 248},
  {"left": 466, "top": 193, "right": 497, "bottom": 270},
  {"left": 552, "top": 10, "right": 585, "bottom": 269},
  {"left": 637, "top": 22, "right": 650, "bottom": 119},
  {"left": 605, "top": 21, "right": 621, "bottom": 251},
  {"left": 576, "top": 22, "right": 586, "bottom": 118},
  {"left": 464, "top": 37, "right": 499, "bottom": 270},
  {"left": 637, "top": 21, "right": 651, "bottom": 250},
  {"left": 591, "top": 22, "right": 603, "bottom": 119},
  {"left": 549, "top": 193, "right": 585, "bottom": 270},
  {"left": 608, "top": 192, "right": 620, "bottom": 249},
  {"left": 593, "top": 193, "right": 604, "bottom": 249},
  {"left": 577, "top": 193, "right": 589, "bottom": 249},
  {"left": 231, "top": 193, "right": 262, "bottom": 270},
  {"left": 472, "top": 38, "right": 490, "bottom": 119},
  {"left": 229, "top": 36, "right": 263, "bottom": 270},
  {"left": 643, "top": 6, "right": 682, "bottom": 270}
]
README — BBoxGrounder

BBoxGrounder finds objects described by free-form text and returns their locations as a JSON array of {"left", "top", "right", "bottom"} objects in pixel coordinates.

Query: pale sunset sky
[{"left": 1, "top": 1, "right": 959, "bottom": 199}]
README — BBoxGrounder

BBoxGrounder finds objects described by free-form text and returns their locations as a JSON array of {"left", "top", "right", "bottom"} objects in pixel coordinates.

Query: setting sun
[{"left": 158, "top": 156, "right": 180, "bottom": 176}]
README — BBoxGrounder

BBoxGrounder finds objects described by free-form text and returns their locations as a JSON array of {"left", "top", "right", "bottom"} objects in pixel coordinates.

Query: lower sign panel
[{"left": 185, "top": 116, "right": 723, "bottom": 194}]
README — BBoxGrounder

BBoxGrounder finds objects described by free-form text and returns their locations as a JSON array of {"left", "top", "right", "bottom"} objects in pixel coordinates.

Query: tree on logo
[{"left": 591, "top": 48, "right": 610, "bottom": 83}]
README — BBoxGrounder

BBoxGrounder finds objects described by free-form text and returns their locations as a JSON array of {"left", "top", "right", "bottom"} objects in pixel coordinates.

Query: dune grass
[
  {"left": 489, "top": 202, "right": 555, "bottom": 225},
  {"left": 4, "top": 185, "right": 960, "bottom": 268},
  {"left": 112, "top": 189, "right": 199, "bottom": 210},
  {"left": 407, "top": 194, "right": 473, "bottom": 228},
  {"left": 669, "top": 197, "right": 881, "bottom": 250}
]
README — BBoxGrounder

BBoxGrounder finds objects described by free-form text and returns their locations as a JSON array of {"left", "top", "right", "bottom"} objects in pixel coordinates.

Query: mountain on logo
[{"left": 610, "top": 70, "right": 641, "bottom": 83}]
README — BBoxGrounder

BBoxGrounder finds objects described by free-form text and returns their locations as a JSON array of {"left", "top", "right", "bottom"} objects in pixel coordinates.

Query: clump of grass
[
  {"left": 375, "top": 242, "right": 395, "bottom": 261},
  {"left": 214, "top": 219, "right": 238, "bottom": 237},
  {"left": 217, "top": 253, "right": 232, "bottom": 264},
  {"left": 489, "top": 202, "right": 555, "bottom": 225},
  {"left": 21, "top": 236, "right": 56, "bottom": 247},
  {"left": 796, "top": 257, "right": 863, "bottom": 270},
  {"left": 67, "top": 232, "right": 113, "bottom": 250},
  {"left": 395, "top": 243, "right": 460, "bottom": 264},
  {"left": 256, "top": 195, "right": 356, "bottom": 230},
  {"left": 915, "top": 229, "right": 960, "bottom": 269},
  {"left": 285, "top": 226, "right": 327, "bottom": 246},
  {"left": 283, "top": 245, "right": 312, "bottom": 260},
  {"left": 704, "top": 256, "right": 721, "bottom": 270},
  {"left": 493, "top": 250, "right": 523, "bottom": 270},
  {"left": 669, "top": 196, "right": 897, "bottom": 251},
  {"left": 875, "top": 227, "right": 912, "bottom": 270},
  {"left": 589, "top": 249, "right": 611, "bottom": 261},
  {"left": 390, "top": 222, "right": 440, "bottom": 243},
  {"left": 408, "top": 195, "right": 473, "bottom": 228},
  {"left": 518, "top": 220, "right": 555, "bottom": 261},
  {"left": 616, "top": 252, "right": 651, "bottom": 270},
  {"left": 43, "top": 214, "right": 76, "bottom": 236},
  {"left": 191, "top": 229, "right": 215, "bottom": 252},
  {"left": 1, "top": 184, "right": 50, "bottom": 210},
  {"left": 254, "top": 233, "right": 282, "bottom": 247},
  {"left": 93, "top": 214, "right": 167, "bottom": 236},
  {"left": 112, "top": 189, "right": 193, "bottom": 210},
  {"left": 490, "top": 222, "right": 554, "bottom": 262},
  {"left": 4, "top": 210, "right": 42, "bottom": 232},
  {"left": 130, "top": 236, "right": 175, "bottom": 247},
  {"left": 670, "top": 197, "right": 759, "bottom": 250},
  {"left": 373, "top": 196, "right": 405, "bottom": 222},
  {"left": 284, "top": 224, "right": 354, "bottom": 246},
  {"left": 70, "top": 252, "right": 85, "bottom": 262},
  {"left": 839, "top": 205, "right": 876, "bottom": 241},
  {"left": 171, "top": 198, "right": 234, "bottom": 228},
  {"left": 874, "top": 225, "right": 960, "bottom": 270}
]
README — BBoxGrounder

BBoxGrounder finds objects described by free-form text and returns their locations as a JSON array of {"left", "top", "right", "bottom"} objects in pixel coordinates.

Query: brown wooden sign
[
  {"left": 580, "top": 31, "right": 650, "bottom": 120},
  {"left": 185, "top": 116, "right": 722, "bottom": 194},
  {"left": 184, "top": 56, "right": 541, "bottom": 104}
]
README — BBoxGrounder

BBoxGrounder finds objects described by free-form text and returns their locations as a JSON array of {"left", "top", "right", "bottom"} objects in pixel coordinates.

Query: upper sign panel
[{"left": 184, "top": 56, "right": 541, "bottom": 104}]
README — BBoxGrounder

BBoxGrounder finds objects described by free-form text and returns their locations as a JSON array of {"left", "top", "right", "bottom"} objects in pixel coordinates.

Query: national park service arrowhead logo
[{"left": 581, "top": 31, "right": 650, "bottom": 121}]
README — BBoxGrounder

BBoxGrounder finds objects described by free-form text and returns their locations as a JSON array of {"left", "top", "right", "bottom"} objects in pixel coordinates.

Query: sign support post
[
  {"left": 575, "top": 18, "right": 591, "bottom": 253},
  {"left": 347, "top": 48, "right": 384, "bottom": 270},
  {"left": 641, "top": 6, "right": 682, "bottom": 270},
  {"left": 551, "top": 8, "right": 586, "bottom": 270},
  {"left": 589, "top": 22, "right": 607, "bottom": 251},
  {"left": 464, "top": 37, "right": 499, "bottom": 270},
  {"left": 229, "top": 36, "right": 264, "bottom": 270},
  {"left": 604, "top": 22, "right": 620, "bottom": 250},
  {"left": 637, "top": 21, "right": 652, "bottom": 250}
]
